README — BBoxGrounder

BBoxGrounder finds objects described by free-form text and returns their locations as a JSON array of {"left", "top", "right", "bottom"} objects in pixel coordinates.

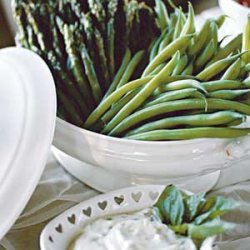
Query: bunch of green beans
[{"left": 85, "top": 2, "right": 250, "bottom": 141}]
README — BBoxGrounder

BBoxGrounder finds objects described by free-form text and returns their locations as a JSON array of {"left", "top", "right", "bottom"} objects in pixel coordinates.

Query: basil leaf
[
  {"left": 188, "top": 219, "right": 234, "bottom": 240},
  {"left": 184, "top": 192, "right": 205, "bottom": 222},
  {"left": 195, "top": 196, "right": 239, "bottom": 225},
  {"left": 155, "top": 185, "right": 184, "bottom": 225},
  {"left": 169, "top": 223, "right": 188, "bottom": 235}
]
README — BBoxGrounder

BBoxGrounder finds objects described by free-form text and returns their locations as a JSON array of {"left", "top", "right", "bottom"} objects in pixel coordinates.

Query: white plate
[
  {"left": 0, "top": 48, "right": 56, "bottom": 239},
  {"left": 40, "top": 185, "right": 214, "bottom": 250}
]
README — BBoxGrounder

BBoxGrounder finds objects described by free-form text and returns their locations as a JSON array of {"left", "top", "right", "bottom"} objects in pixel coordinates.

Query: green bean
[
  {"left": 209, "top": 21, "right": 218, "bottom": 50},
  {"left": 142, "top": 88, "right": 204, "bottom": 108},
  {"left": 168, "top": 0, "right": 178, "bottom": 9},
  {"left": 149, "top": 28, "right": 168, "bottom": 62},
  {"left": 116, "top": 50, "right": 144, "bottom": 88},
  {"left": 172, "top": 54, "right": 188, "bottom": 75},
  {"left": 181, "top": 61, "right": 194, "bottom": 75},
  {"left": 188, "top": 20, "right": 210, "bottom": 57},
  {"left": 151, "top": 75, "right": 199, "bottom": 96},
  {"left": 107, "top": 98, "right": 250, "bottom": 136},
  {"left": 242, "top": 93, "right": 250, "bottom": 105},
  {"left": 84, "top": 76, "right": 153, "bottom": 128},
  {"left": 149, "top": 63, "right": 166, "bottom": 76},
  {"left": 101, "top": 90, "right": 139, "bottom": 124},
  {"left": 221, "top": 58, "right": 241, "bottom": 80},
  {"left": 125, "top": 127, "right": 250, "bottom": 141},
  {"left": 194, "top": 39, "right": 215, "bottom": 72},
  {"left": 216, "top": 15, "right": 227, "bottom": 28},
  {"left": 158, "top": 29, "right": 174, "bottom": 52},
  {"left": 142, "top": 35, "right": 191, "bottom": 76},
  {"left": 126, "top": 111, "right": 245, "bottom": 136},
  {"left": 209, "top": 89, "right": 250, "bottom": 100},
  {"left": 244, "top": 76, "right": 250, "bottom": 87},
  {"left": 156, "top": 79, "right": 207, "bottom": 95},
  {"left": 245, "top": 63, "right": 250, "bottom": 72},
  {"left": 100, "top": 52, "right": 181, "bottom": 132},
  {"left": 196, "top": 53, "right": 242, "bottom": 81},
  {"left": 180, "top": 3, "right": 195, "bottom": 37},
  {"left": 155, "top": 0, "right": 169, "bottom": 32},
  {"left": 179, "top": 7, "right": 187, "bottom": 24},
  {"left": 169, "top": 12, "right": 178, "bottom": 29},
  {"left": 104, "top": 48, "right": 131, "bottom": 99},
  {"left": 173, "top": 9, "right": 184, "bottom": 40},
  {"left": 242, "top": 14, "right": 250, "bottom": 64},
  {"left": 207, "top": 34, "right": 242, "bottom": 66},
  {"left": 202, "top": 80, "right": 243, "bottom": 91},
  {"left": 218, "top": 35, "right": 231, "bottom": 47}
]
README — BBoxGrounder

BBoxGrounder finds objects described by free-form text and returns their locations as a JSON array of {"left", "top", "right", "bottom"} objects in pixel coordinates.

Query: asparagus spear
[
  {"left": 106, "top": 0, "right": 119, "bottom": 79},
  {"left": 62, "top": 23, "right": 96, "bottom": 109},
  {"left": 88, "top": 0, "right": 106, "bottom": 28},
  {"left": 23, "top": 4, "right": 48, "bottom": 51},
  {"left": 80, "top": 44, "right": 103, "bottom": 103},
  {"left": 12, "top": 1, "right": 30, "bottom": 48},
  {"left": 47, "top": 51, "right": 90, "bottom": 119},
  {"left": 82, "top": 13, "right": 110, "bottom": 90},
  {"left": 25, "top": 25, "right": 42, "bottom": 55}
]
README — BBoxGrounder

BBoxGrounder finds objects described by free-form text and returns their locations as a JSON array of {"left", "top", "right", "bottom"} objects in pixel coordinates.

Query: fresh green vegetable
[
  {"left": 108, "top": 98, "right": 250, "bottom": 136},
  {"left": 126, "top": 111, "right": 245, "bottom": 136},
  {"left": 14, "top": 0, "right": 250, "bottom": 141},
  {"left": 154, "top": 185, "right": 238, "bottom": 245}
]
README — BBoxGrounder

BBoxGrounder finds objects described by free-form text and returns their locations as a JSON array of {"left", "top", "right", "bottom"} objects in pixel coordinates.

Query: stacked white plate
[{"left": 0, "top": 48, "right": 56, "bottom": 239}]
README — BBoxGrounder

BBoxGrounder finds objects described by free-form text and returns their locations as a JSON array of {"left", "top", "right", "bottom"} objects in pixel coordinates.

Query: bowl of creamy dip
[
  {"left": 40, "top": 185, "right": 217, "bottom": 250},
  {"left": 69, "top": 208, "right": 201, "bottom": 250}
]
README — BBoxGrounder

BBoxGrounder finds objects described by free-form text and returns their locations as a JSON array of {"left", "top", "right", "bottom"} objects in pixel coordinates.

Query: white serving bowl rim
[{"left": 56, "top": 117, "right": 228, "bottom": 146}]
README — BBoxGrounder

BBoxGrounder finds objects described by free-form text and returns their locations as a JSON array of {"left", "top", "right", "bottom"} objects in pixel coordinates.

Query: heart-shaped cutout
[
  {"left": 98, "top": 201, "right": 107, "bottom": 210},
  {"left": 132, "top": 192, "right": 142, "bottom": 202},
  {"left": 82, "top": 207, "right": 92, "bottom": 217},
  {"left": 49, "top": 236, "right": 54, "bottom": 243},
  {"left": 68, "top": 214, "right": 76, "bottom": 224},
  {"left": 114, "top": 195, "right": 124, "bottom": 205},
  {"left": 149, "top": 191, "right": 159, "bottom": 201},
  {"left": 55, "top": 224, "right": 63, "bottom": 233}
]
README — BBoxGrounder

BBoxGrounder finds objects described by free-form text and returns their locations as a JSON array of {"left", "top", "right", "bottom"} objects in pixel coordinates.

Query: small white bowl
[
  {"left": 219, "top": 0, "right": 250, "bottom": 32},
  {"left": 40, "top": 185, "right": 214, "bottom": 250}
]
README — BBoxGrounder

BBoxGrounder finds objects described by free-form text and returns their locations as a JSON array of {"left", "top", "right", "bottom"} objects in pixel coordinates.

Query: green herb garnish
[{"left": 154, "top": 185, "right": 239, "bottom": 245}]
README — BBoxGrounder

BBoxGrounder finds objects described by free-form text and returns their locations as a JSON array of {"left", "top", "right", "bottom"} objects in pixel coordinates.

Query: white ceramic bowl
[
  {"left": 219, "top": 0, "right": 250, "bottom": 32},
  {"left": 40, "top": 185, "right": 214, "bottom": 250},
  {"left": 53, "top": 118, "right": 250, "bottom": 192}
]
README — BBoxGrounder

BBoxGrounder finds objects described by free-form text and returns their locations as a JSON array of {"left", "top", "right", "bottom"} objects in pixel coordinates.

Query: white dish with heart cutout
[{"left": 40, "top": 185, "right": 214, "bottom": 250}]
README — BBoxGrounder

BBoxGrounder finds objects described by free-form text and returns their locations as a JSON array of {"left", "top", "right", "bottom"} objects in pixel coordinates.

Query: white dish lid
[{"left": 0, "top": 47, "right": 56, "bottom": 239}]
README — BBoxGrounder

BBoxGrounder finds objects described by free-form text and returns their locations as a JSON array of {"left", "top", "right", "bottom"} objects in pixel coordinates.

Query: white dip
[{"left": 70, "top": 208, "right": 196, "bottom": 250}]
